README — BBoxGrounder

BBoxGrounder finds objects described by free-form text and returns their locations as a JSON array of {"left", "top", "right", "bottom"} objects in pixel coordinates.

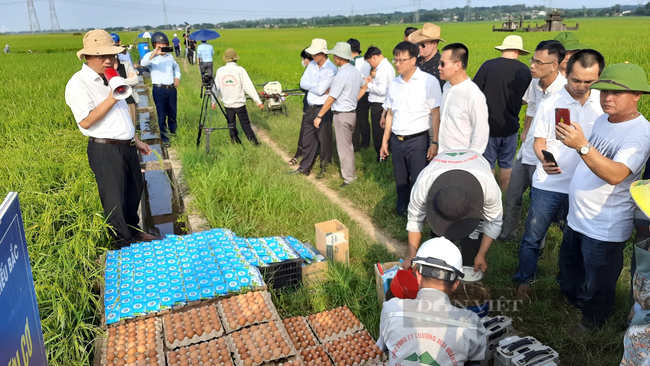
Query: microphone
[{"left": 104, "top": 68, "right": 132, "bottom": 100}]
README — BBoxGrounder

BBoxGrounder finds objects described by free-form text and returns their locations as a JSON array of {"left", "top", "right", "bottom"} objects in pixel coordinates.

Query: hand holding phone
[
  {"left": 555, "top": 108, "right": 571, "bottom": 126},
  {"left": 161, "top": 46, "right": 174, "bottom": 53},
  {"left": 542, "top": 150, "right": 558, "bottom": 167}
]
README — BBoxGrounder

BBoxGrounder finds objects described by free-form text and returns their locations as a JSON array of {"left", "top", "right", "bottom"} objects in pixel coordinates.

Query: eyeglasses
[
  {"left": 392, "top": 56, "right": 414, "bottom": 64},
  {"left": 419, "top": 42, "right": 436, "bottom": 48},
  {"left": 529, "top": 57, "right": 555, "bottom": 67}
]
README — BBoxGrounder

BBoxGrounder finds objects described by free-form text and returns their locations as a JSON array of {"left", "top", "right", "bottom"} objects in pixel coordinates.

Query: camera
[
  {"left": 201, "top": 73, "right": 214, "bottom": 88},
  {"left": 161, "top": 46, "right": 174, "bottom": 53}
]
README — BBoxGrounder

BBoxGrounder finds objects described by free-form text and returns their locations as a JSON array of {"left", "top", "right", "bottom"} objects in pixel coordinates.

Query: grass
[{"left": 1, "top": 17, "right": 649, "bottom": 365}]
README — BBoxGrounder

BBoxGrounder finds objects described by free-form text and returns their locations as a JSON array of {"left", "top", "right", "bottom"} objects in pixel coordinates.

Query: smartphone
[
  {"left": 161, "top": 46, "right": 174, "bottom": 53},
  {"left": 542, "top": 150, "right": 558, "bottom": 167},
  {"left": 555, "top": 108, "right": 571, "bottom": 126}
]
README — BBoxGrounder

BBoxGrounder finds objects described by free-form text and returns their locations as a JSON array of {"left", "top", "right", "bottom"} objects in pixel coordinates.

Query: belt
[
  {"left": 308, "top": 104, "right": 323, "bottom": 110},
  {"left": 153, "top": 84, "right": 175, "bottom": 89},
  {"left": 333, "top": 110, "right": 354, "bottom": 114},
  {"left": 393, "top": 130, "right": 428, "bottom": 141},
  {"left": 89, "top": 137, "right": 135, "bottom": 146}
]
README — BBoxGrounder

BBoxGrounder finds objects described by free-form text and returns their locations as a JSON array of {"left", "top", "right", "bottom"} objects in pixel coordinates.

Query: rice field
[{"left": 1, "top": 17, "right": 650, "bottom": 365}]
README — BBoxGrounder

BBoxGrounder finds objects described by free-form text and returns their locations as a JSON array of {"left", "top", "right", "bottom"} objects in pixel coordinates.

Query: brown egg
[
  {"left": 263, "top": 351, "right": 272, "bottom": 360},
  {"left": 117, "top": 350, "right": 126, "bottom": 359},
  {"left": 272, "top": 348, "right": 282, "bottom": 358},
  {"left": 282, "top": 346, "right": 291, "bottom": 355}
]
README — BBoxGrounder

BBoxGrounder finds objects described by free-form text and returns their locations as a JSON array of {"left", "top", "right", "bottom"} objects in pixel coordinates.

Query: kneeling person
[
  {"left": 212, "top": 48, "right": 264, "bottom": 145},
  {"left": 377, "top": 237, "right": 486, "bottom": 365},
  {"left": 314, "top": 42, "right": 367, "bottom": 186}
]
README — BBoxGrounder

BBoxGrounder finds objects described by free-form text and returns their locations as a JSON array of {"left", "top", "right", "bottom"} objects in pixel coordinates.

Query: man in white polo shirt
[
  {"left": 500, "top": 40, "right": 566, "bottom": 241},
  {"left": 514, "top": 49, "right": 605, "bottom": 299},
  {"left": 380, "top": 41, "right": 441, "bottom": 216},
  {"left": 65, "top": 29, "right": 155, "bottom": 247},
  {"left": 437, "top": 43, "right": 489, "bottom": 154},
  {"left": 364, "top": 46, "right": 395, "bottom": 162},
  {"left": 313, "top": 42, "right": 367, "bottom": 187}
]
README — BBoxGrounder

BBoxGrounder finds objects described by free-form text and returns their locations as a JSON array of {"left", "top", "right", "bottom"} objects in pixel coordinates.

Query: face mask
[{"left": 302, "top": 59, "right": 309, "bottom": 68}]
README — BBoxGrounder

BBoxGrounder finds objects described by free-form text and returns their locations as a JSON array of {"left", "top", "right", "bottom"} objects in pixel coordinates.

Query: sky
[{"left": 0, "top": 0, "right": 643, "bottom": 32}]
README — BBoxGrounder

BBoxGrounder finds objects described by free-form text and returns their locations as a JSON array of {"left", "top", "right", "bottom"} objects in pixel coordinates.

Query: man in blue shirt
[
  {"left": 172, "top": 34, "right": 181, "bottom": 57},
  {"left": 196, "top": 40, "right": 215, "bottom": 78},
  {"left": 140, "top": 32, "right": 181, "bottom": 147}
]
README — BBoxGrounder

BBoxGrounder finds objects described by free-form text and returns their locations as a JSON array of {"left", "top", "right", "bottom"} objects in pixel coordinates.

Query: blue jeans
[
  {"left": 514, "top": 187, "right": 568, "bottom": 284},
  {"left": 152, "top": 86, "right": 178, "bottom": 143},
  {"left": 558, "top": 226, "right": 625, "bottom": 325}
]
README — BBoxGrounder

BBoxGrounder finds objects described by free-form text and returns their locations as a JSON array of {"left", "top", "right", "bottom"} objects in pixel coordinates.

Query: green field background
[{"left": 1, "top": 17, "right": 649, "bottom": 365}]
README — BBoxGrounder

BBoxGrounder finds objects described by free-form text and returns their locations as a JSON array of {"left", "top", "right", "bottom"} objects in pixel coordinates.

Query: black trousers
[
  {"left": 353, "top": 93, "right": 370, "bottom": 151},
  {"left": 391, "top": 132, "right": 429, "bottom": 215},
  {"left": 87, "top": 141, "right": 143, "bottom": 241},
  {"left": 299, "top": 106, "right": 333, "bottom": 173},
  {"left": 370, "top": 102, "right": 385, "bottom": 158},
  {"left": 226, "top": 106, "right": 258, "bottom": 143}
]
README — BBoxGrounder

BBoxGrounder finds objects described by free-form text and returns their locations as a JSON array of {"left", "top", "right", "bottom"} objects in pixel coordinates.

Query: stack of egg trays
[
  {"left": 323, "top": 331, "right": 387, "bottom": 366},
  {"left": 162, "top": 303, "right": 225, "bottom": 349},
  {"left": 307, "top": 307, "right": 366, "bottom": 344},
  {"left": 100, "top": 318, "right": 164, "bottom": 366},
  {"left": 166, "top": 338, "right": 235, "bottom": 366},
  {"left": 282, "top": 316, "right": 321, "bottom": 351},
  {"left": 283, "top": 237, "right": 324, "bottom": 264},
  {"left": 227, "top": 321, "right": 299, "bottom": 366},
  {"left": 217, "top": 291, "right": 282, "bottom": 334}
]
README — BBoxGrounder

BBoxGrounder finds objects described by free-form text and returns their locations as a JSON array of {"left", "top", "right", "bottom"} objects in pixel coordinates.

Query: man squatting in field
[{"left": 65, "top": 29, "right": 156, "bottom": 247}]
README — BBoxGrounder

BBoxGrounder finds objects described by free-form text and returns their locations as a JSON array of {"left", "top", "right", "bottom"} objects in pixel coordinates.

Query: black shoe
[
  {"left": 316, "top": 170, "right": 326, "bottom": 179},
  {"left": 253, "top": 141, "right": 261, "bottom": 147},
  {"left": 287, "top": 169, "right": 309, "bottom": 176},
  {"left": 340, "top": 182, "right": 350, "bottom": 188}
]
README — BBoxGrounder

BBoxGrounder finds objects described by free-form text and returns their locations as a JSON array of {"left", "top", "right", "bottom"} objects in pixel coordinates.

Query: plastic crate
[{"left": 258, "top": 258, "right": 303, "bottom": 290}]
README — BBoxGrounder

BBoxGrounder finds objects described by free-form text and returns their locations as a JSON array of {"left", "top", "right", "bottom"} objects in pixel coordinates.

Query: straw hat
[
  {"left": 327, "top": 42, "right": 353, "bottom": 61},
  {"left": 408, "top": 23, "right": 446, "bottom": 44},
  {"left": 76, "top": 29, "right": 125, "bottom": 61},
  {"left": 222, "top": 48, "right": 239, "bottom": 62},
  {"left": 590, "top": 62, "right": 650, "bottom": 94},
  {"left": 305, "top": 38, "right": 328, "bottom": 55},
  {"left": 494, "top": 35, "right": 530, "bottom": 55}
]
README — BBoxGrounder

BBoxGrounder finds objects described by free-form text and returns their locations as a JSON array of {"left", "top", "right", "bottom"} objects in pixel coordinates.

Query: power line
[
  {"left": 26, "top": 0, "right": 40, "bottom": 33},
  {"left": 49, "top": 0, "right": 60, "bottom": 32}
]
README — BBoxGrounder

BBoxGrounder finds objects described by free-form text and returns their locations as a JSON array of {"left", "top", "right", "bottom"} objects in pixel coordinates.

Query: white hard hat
[
  {"left": 412, "top": 237, "right": 464, "bottom": 280},
  {"left": 173, "top": 34, "right": 177, "bottom": 37}
]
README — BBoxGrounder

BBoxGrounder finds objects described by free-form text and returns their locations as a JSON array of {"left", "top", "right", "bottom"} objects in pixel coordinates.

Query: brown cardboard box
[
  {"left": 374, "top": 262, "right": 401, "bottom": 305},
  {"left": 302, "top": 260, "right": 327, "bottom": 284},
  {"left": 315, "top": 220, "right": 349, "bottom": 265}
]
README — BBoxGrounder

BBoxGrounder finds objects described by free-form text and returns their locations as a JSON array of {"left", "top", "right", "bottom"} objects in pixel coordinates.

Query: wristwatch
[
  {"left": 578, "top": 143, "right": 592, "bottom": 156},
  {"left": 316, "top": 115, "right": 322, "bottom": 119},
  {"left": 431, "top": 140, "right": 438, "bottom": 145}
]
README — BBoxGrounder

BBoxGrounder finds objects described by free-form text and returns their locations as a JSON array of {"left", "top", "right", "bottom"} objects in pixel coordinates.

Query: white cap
[
  {"left": 173, "top": 34, "right": 177, "bottom": 37},
  {"left": 305, "top": 38, "right": 328, "bottom": 55}
]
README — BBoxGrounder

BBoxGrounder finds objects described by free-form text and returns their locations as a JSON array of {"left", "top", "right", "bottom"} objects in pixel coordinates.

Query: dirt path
[{"left": 254, "top": 127, "right": 409, "bottom": 258}]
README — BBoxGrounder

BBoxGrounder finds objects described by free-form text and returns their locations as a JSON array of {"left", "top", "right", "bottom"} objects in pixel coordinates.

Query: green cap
[
  {"left": 590, "top": 62, "right": 650, "bottom": 94},
  {"left": 554, "top": 32, "right": 589, "bottom": 51}
]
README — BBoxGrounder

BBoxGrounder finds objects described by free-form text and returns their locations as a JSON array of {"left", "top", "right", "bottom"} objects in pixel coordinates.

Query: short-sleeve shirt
[
  {"left": 473, "top": 57, "right": 532, "bottom": 137},
  {"left": 329, "top": 63, "right": 365, "bottom": 112},
  {"left": 532, "top": 88, "right": 603, "bottom": 194},
  {"left": 568, "top": 114, "right": 650, "bottom": 242},
  {"left": 384, "top": 68, "right": 442, "bottom": 136},
  {"left": 172, "top": 37, "right": 180, "bottom": 47},
  {"left": 416, "top": 51, "right": 442, "bottom": 87},
  {"left": 196, "top": 43, "right": 214, "bottom": 63}
]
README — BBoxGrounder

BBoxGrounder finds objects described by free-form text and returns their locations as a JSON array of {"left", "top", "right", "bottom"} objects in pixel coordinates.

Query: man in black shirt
[
  {"left": 408, "top": 22, "right": 445, "bottom": 87},
  {"left": 474, "top": 35, "right": 532, "bottom": 193}
]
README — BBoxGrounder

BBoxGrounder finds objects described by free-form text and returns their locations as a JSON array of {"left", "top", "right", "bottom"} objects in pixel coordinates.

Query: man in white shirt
[
  {"left": 196, "top": 40, "right": 215, "bottom": 78},
  {"left": 437, "top": 43, "right": 489, "bottom": 154},
  {"left": 140, "top": 32, "right": 181, "bottom": 147},
  {"left": 65, "top": 29, "right": 154, "bottom": 247},
  {"left": 211, "top": 48, "right": 264, "bottom": 145},
  {"left": 348, "top": 38, "right": 371, "bottom": 152},
  {"left": 405, "top": 150, "right": 502, "bottom": 272},
  {"left": 514, "top": 50, "right": 605, "bottom": 299},
  {"left": 500, "top": 40, "right": 566, "bottom": 241},
  {"left": 313, "top": 42, "right": 366, "bottom": 187},
  {"left": 380, "top": 41, "right": 441, "bottom": 216},
  {"left": 556, "top": 63, "right": 650, "bottom": 329},
  {"left": 364, "top": 46, "right": 395, "bottom": 162},
  {"left": 377, "top": 237, "right": 486, "bottom": 366},
  {"left": 289, "top": 38, "right": 338, "bottom": 178}
]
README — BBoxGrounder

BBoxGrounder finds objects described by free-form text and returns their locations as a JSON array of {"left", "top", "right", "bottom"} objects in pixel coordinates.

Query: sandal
[{"left": 288, "top": 158, "right": 298, "bottom": 165}]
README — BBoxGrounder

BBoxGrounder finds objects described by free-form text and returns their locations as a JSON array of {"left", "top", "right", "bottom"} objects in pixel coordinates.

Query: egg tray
[
  {"left": 307, "top": 307, "right": 365, "bottom": 344},
  {"left": 163, "top": 303, "right": 225, "bottom": 350},
  {"left": 101, "top": 318, "right": 165, "bottom": 366},
  {"left": 217, "top": 291, "right": 281, "bottom": 334},
  {"left": 281, "top": 316, "right": 320, "bottom": 351},
  {"left": 297, "top": 345, "right": 335, "bottom": 366},
  {"left": 264, "top": 355, "right": 304, "bottom": 366},
  {"left": 166, "top": 338, "right": 235, "bottom": 366},
  {"left": 323, "top": 331, "right": 387, "bottom": 366},
  {"left": 227, "top": 322, "right": 299, "bottom": 366}
]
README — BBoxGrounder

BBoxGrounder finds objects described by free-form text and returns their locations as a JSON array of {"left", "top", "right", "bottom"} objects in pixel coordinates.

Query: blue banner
[{"left": 0, "top": 192, "right": 48, "bottom": 366}]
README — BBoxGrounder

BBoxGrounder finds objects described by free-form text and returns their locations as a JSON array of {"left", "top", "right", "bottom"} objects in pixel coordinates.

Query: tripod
[{"left": 196, "top": 81, "right": 243, "bottom": 154}]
